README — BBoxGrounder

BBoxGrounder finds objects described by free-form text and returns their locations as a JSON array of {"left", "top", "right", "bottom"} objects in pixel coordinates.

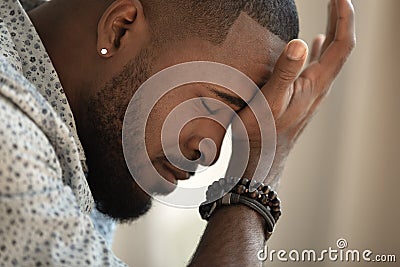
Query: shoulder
[
  {"left": 0, "top": 92, "right": 62, "bottom": 196},
  {"left": 19, "top": 0, "right": 48, "bottom": 12}
]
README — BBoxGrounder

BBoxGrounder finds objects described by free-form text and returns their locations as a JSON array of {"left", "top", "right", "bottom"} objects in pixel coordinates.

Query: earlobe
[
  {"left": 100, "top": 48, "right": 109, "bottom": 55},
  {"left": 96, "top": 0, "right": 140, "bottom": 58}
]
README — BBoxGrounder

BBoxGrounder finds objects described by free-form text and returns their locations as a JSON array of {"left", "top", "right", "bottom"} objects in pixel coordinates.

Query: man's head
[{"left": 31, "top": 0, "right": 298, "bottom": 222}]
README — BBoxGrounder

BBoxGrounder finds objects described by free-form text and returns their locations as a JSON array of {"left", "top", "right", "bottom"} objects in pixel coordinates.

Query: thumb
[{"left": 263, "top": 39, "right": 308, "bottom": 118}]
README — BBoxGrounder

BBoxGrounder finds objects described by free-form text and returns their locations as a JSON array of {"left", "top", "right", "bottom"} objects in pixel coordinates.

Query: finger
[
  {"left": 319, "top": 0, "right": 356, "bottom": 75},
  {"left": 302, "top": 0, "right": 355, "bottom": 90},
  {"left": 309, "top": 34, "right": 326, "bottom": 63},
  {"left": 333, "top": 0, "right": 356, "bottom": 44},
  {"left": 321, "top": 0, "right": 338, "bottom": 54},
  {"left": 262, "top": 39, "right": 308, "bottom": 118}
]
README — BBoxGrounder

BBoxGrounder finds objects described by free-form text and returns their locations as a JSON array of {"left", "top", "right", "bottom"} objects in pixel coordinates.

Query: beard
[{"left": 85, "top": 48, "right": 155, "bottom": 223}]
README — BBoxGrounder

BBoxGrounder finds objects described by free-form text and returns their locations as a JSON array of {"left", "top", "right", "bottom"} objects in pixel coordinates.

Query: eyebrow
[{"left": 208, "top": 87, "right": 248, "bottom": 111}]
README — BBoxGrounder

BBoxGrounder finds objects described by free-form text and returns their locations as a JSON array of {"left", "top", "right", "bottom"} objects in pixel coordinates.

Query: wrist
[
  {"left": 200, "top": 178, "right": 281, "bottom": 241},
  {"left": 208, "top": 204, "right": 266, "bottom": 235},
  {"left": 191, "top": 205, "right": 265, "bottom": 267}
]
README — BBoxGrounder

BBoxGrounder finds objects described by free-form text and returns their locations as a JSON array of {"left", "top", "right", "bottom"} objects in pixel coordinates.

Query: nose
[{"left": 180, "top": 118, "right": 226, "bottom": 167}]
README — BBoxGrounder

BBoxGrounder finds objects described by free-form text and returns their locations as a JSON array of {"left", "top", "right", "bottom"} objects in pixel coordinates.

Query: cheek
[
  {"left": 144, "top": 111, "right": 161, "bottom": 153},
  {"left": 144, "top": 92, "right": 191, "bottom": 155},
  {"left": 144, "top": 104, "right": 167, "bottom": 157}
]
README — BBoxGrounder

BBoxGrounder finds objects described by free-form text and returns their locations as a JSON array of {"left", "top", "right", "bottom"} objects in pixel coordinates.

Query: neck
[{"left": 28, "top": 0, "right": 108, "bottom": 139}]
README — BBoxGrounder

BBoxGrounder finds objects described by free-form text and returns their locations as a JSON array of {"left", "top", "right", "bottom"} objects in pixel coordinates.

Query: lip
[
  {"left": 163, "top": 161, "right": 190, "bottom": 181},
  {"left": 161, "top": 165, "right": 178, "bottom": 185}
]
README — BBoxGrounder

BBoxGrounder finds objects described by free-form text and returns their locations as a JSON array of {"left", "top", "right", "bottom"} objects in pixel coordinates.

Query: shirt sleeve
[{"left": 0, "top": 93, "right": 128, "bottom": 266}]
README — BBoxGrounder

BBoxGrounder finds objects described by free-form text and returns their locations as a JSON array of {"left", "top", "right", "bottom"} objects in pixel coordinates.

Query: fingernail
[{"left": 287, "top": 40, "right": 307, "bottom": 61}]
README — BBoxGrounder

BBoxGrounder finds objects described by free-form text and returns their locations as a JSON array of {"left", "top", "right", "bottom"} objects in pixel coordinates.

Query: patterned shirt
[{"left": 0, "top": 0, "right": 127, "bottom": 266}]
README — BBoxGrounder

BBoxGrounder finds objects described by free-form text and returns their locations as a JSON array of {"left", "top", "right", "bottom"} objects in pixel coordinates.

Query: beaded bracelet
[{"left": 199, "top": 177, "right": 281, "bottom": 239}]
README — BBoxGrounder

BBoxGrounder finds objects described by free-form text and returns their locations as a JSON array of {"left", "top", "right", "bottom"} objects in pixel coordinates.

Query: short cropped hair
[{"left": 142, "top": 0, "right": 299, "bottom": 45}]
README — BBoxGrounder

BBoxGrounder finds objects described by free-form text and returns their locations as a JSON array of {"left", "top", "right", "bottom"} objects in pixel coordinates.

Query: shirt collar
[{"left": 13, "top": 0, "right": 88, "bottom": 171}]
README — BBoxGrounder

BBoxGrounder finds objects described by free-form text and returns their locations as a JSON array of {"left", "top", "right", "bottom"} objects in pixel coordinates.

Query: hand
[{"left": 228, "top": 0, "right": 356, "bottom": 188}]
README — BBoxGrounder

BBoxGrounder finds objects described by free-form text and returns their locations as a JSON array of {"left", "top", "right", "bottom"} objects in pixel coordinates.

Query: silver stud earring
[{"left": 100, "top": 48, "right": 108, "bottom": 55}]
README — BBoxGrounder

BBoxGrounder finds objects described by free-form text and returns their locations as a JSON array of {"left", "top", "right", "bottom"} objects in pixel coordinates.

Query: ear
[{"left": 97, "top": 0, "right": 146, "bottom": 58}]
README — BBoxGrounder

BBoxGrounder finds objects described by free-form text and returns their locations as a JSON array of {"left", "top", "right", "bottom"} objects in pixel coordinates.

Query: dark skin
[
  {"left": 29, "top": 0, "right": 355, "bottom": 265},
  {"left": 29, "top": 0, "right": 286, "bottom": 218}
]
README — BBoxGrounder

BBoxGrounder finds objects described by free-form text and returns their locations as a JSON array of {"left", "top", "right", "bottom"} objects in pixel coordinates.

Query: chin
[
  {"left": 95, "top": 187, "right": 153, "bottom": 223},
  {"left": 86, "top": 156, "right": 154, "bottom": 222}
]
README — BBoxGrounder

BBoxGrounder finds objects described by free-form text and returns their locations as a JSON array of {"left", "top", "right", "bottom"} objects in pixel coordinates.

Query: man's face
[{"left": 86, "top": 13, "right": 285, "bottom": 221}]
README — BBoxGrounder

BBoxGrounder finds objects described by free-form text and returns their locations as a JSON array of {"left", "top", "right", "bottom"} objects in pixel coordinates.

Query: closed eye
[
  {"left": 201, "top": 98, "right": 218, "bottom": 115},
  {"left": 199, "top": 84, "right": 248, "bottom": 112}
]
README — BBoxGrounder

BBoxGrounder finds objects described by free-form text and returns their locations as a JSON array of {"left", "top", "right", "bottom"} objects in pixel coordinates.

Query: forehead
[
  {"left": 215, "top": 12, "right": 287, "bottom": 87},
  {"left": 150, "top": 12, "right": 286, "bottom": 96}
]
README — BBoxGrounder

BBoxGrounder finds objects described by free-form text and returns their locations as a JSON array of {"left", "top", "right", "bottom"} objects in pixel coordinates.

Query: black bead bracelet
[{"left": 199, "top": 177, "right": 281, "bottom": 239}]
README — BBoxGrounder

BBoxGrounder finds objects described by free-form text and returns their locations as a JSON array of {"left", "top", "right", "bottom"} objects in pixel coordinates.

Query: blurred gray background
[{"left": 112, "top": 0, "right": 400, "bottom": 266}]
